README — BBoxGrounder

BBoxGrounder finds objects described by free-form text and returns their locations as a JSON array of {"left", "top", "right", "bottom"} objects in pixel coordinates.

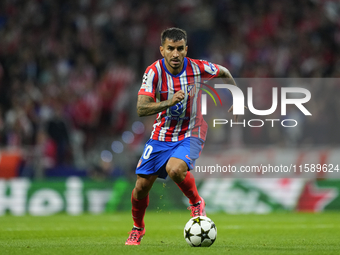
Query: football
[{"left": 183, "top": 216, "right": 217, "bottom": 247}]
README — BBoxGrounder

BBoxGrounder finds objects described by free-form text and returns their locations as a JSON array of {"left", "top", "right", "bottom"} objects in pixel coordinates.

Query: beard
[{"left": 166, "top": 58, "right": 182, "bottom": 70}]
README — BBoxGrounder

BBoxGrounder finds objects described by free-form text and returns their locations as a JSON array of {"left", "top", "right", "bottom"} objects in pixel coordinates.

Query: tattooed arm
[
  {"left": 137, "top": 90, "right": 185, "bottom": 117},
  {"left": 216, "top": 64, "right": 245, "bottom": 121},
  {"left": 216, "top": 64, "right": 237, "bottom": 87}
]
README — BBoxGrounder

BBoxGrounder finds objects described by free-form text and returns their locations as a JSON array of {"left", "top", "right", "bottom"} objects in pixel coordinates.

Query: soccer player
[{"left": 125, "top": 27, "right": 237, "bottom": 245}]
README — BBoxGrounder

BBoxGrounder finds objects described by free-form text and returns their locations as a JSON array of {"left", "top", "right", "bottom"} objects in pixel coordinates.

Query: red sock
[
  {"left": 176, "top": 171, "right": 201, "bottom": 205},
  {"left": 131, "top": 190, "right": 149, "bottom": 229}
]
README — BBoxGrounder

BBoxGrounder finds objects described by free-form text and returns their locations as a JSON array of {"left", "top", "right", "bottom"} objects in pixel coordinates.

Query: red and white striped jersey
[{"left": 138, "top": 57, "right": 220, "bottom": 142}]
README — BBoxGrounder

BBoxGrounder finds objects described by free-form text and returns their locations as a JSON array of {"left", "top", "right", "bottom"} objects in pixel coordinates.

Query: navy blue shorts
[{"left": 135, "top": 137, "right": 204, "bottom": 179}]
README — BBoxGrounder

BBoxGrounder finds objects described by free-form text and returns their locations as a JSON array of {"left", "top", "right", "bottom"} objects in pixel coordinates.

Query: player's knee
[
  {"left": 134, "top": 180, "right": 151, "bottom": 198},
  {"left": 166, "top": 165, "right": 186, "bottom": 182}
]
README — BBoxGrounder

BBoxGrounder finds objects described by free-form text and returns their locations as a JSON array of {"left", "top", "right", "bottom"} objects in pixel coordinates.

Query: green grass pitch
[{"left": 1, "top": 211, "right": 339, "bottom": 255}]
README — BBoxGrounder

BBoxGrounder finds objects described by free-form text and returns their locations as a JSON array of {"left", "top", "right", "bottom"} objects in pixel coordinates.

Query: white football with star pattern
[{"left": 184, "top": 216, "right": 217, "bottom": 247}]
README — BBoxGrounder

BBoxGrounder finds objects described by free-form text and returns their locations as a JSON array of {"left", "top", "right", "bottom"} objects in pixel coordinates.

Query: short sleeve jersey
[{"left": 138, "top": 57, "right": 220, "bottom": 142}]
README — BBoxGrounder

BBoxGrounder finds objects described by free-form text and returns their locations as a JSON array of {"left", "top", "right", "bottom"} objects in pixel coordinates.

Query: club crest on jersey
[
  {"left": 186, "top": 82, "right": 223, "bottom": 108},
  {"left": 137, "top": 158, "right": 143, "bottom": 168},
  {"left": 187, "top": 84, "right": 197, "bottom": 97}
]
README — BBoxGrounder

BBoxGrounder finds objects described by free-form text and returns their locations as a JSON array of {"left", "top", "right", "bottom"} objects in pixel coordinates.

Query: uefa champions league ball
[{"left": 184, "top": 216, "right": 217, "bottom": 247}]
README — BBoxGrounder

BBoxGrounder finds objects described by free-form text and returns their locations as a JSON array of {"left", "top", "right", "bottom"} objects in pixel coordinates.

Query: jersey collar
[{"left": 162, "top": 57, "right": 188, "bottom": 78}]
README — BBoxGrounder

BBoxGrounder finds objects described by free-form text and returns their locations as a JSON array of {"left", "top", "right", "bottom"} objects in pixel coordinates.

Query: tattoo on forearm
[
  {"left": 217, "top": 65, "right": 237, "bottom": 87},
  {"left": 137, "top": 96, "right": 171, "bottom": 117}
]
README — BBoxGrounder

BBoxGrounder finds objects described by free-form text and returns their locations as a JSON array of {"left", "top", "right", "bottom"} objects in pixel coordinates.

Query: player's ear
[
  {"left": 185, "top": 45, "right": 188, "bottom": 56},
  {"left": 160, "top": 45, "right": 164, "bottom": 57}
]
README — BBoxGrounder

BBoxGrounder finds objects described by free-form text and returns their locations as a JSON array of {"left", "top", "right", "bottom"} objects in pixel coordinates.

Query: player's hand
[
  {"left": 170, "top": 90, "right": 185, "bottom": 106},
  {"left": 228, "top": 105, "right": 247, "bottom": 122}
]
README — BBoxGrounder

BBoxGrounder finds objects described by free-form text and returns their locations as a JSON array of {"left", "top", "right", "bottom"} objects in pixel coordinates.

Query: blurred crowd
[{"left": 0, "top": 0, "right": 339, "bottom": 175}]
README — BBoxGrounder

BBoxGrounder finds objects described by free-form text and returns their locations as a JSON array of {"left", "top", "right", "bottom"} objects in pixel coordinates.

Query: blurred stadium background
[{"left": 0, "top": 0, "right": 340, "bottom": 216}]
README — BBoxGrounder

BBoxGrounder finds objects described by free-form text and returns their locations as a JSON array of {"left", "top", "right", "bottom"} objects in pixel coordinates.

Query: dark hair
[{"left": 161, "top": 27, "right": 187, "bottom": 45}]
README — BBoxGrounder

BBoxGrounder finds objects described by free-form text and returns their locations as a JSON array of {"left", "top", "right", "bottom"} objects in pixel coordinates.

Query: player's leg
[
  {"left": 166, "top": 157, "right": 206, "bottom": 217},
  {"left": 126, "top": 138, "right": 188, "bottom": 245},
  {"left": 132, "top": 174, "right": 158, "bottom": 227},
  {"left": 126, "top": 174, "right": 158, "bottom": 245}
]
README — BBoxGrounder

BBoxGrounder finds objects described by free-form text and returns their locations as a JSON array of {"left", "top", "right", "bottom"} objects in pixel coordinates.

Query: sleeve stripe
[
  {"left": 138, "top": 91, "right": 155, "bottom": 100},
  {"left": 145, "top": 69, "right": 155, "bottom": 93}
]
